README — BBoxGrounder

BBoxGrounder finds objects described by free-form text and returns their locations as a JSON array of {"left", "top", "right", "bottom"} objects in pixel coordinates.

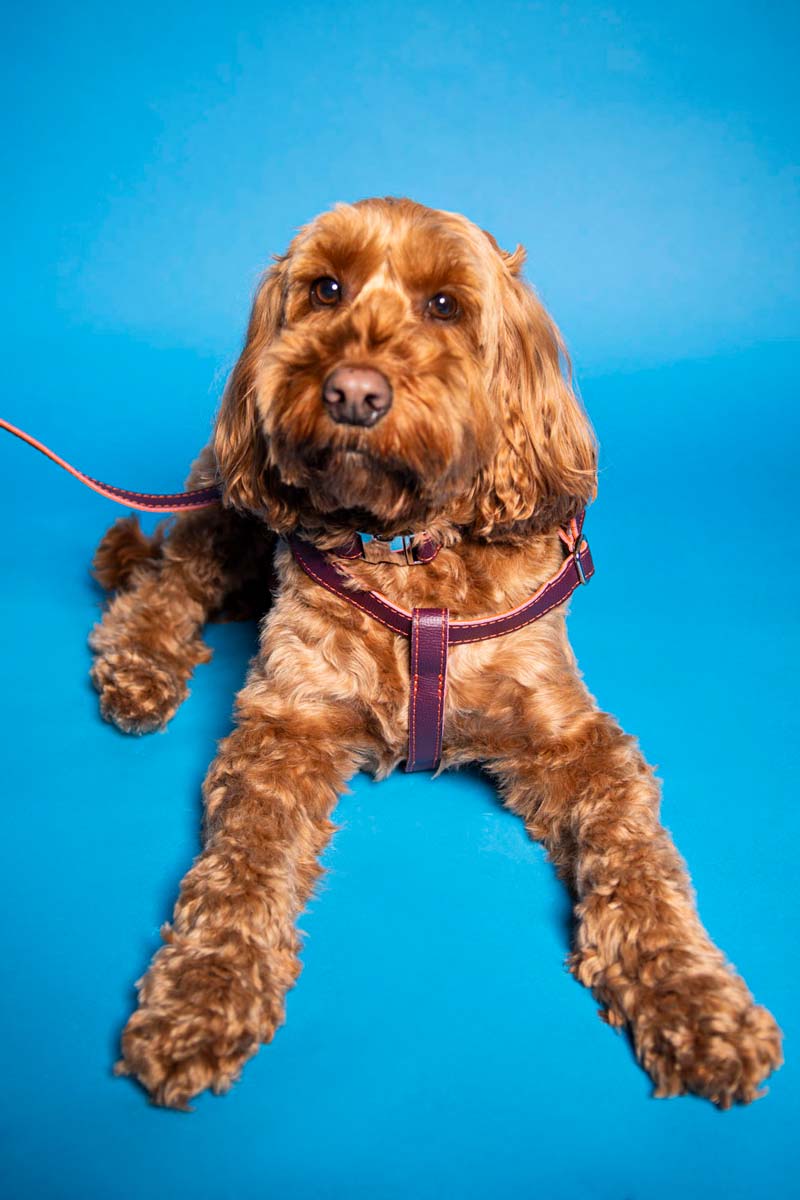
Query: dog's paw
[
  {"left": 632, "top": 975, "right": 783, "bottom": 1108},
  {"left": 117, "top": 946, "right": 266, "bottom": 1109},
  {"left": 117, "top": 1008, "right": 258, "bottom": 1110},
  {"left": 91, "top": 652, "right": 187, "bottom": 734}
]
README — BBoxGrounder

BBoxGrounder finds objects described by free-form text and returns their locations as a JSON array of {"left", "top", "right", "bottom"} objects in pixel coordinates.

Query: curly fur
[{"left": 90, "top": 197, "right": 782, "bottom": 1109}]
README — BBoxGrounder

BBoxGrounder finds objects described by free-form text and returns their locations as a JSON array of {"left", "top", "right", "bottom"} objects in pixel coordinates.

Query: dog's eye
[
  {"left": 426, "top": 292, "right": 459, "bottom": 320},
  {"left": 310, "top": 276, "right": 342, "bottom": 307}
]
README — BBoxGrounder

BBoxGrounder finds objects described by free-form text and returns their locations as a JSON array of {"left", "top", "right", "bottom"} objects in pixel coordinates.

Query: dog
[{"left": 90, "top": 196, "right": 782, "bottom": 1109}]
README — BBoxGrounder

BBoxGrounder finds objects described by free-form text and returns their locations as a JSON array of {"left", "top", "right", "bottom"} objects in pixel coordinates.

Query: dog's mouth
[
  {"left": 281, "top": 436, "right": 426, "bottom": 527},
  {"left": 264, "top": 372, "right": 478, "bottom": 528},
  {"left": 303, "top": 440, "right": 418, "bottom": 484}
]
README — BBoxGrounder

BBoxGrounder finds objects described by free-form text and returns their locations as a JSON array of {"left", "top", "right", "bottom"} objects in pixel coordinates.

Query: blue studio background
[{"left": 1, "top": 2, "right": 798, "bottom": 1197}]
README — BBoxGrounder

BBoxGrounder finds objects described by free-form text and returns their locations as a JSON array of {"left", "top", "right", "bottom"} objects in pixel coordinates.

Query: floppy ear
[
  {"left": 472, "top": 270, "right": 597, "bottom": 537},
  {"left": 213, "top": 257, "right": 300, "bottom": 530},
  {"left": 480, "top": 228, "right": 527, "bottom": 277}
]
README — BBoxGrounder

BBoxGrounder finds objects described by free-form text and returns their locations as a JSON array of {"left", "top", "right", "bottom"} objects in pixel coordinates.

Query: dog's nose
[{"left": 322, "top": 366, "right": 393, "bottom": 426}]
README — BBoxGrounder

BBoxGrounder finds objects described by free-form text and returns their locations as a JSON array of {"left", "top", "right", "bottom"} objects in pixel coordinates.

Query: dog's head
[{"left": 214, "top": 197, "right": 596, "bottom": 537}]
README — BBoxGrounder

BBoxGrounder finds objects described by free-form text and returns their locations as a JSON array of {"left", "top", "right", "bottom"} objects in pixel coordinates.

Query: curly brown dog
[{"left": 90, "top": 196, "right": 782, "bottom": 1109}]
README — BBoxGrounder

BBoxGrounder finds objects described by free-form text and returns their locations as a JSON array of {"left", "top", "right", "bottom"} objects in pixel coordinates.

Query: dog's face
[{"left": 214, "top": 198, "right": 596, "bottom": 537}]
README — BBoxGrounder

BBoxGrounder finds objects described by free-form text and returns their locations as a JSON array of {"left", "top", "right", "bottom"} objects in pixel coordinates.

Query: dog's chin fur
[
  {"left": 301, "top": 449, "right": 423, "bottom": 524},
  {"left": 271, "top": 432, "right": 483, "bottom": 534}
]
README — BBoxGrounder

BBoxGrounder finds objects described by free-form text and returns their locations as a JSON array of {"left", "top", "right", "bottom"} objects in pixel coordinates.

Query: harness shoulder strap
[{"left": 288, "top": 529, "right": 593, "bottom": 646}]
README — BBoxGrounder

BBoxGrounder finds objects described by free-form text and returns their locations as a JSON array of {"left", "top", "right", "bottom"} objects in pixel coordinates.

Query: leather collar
[{"left": 327, "top": 530, "right": 440, "bottom": 565}]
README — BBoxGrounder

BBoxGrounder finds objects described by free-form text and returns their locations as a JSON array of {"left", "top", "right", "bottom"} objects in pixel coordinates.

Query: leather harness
[
  {"left": 288, "top": 521, "right": 593, "bottom": 771},
  {"left": 1, "top": 415, "right": 594, "bottom": 772}
]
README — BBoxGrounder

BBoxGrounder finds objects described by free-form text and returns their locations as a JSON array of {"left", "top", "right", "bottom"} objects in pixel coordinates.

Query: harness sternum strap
[{"left": 408, "top": 608, "right": 449, "bottom": 772}]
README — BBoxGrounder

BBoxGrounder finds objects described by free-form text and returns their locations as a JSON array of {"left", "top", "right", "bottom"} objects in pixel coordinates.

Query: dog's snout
[{"left": 322, "top": 366, "right": 393, "bottom": 427}]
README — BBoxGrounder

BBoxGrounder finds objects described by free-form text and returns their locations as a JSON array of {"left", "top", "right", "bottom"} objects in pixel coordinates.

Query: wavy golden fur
[{"left": 90, "top": 197, "right": 781, "bottom": 1108}]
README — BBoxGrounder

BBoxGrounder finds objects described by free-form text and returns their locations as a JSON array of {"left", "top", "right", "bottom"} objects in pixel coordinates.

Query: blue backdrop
[{"left": 1, "top": 2, "right": 797, "bottom": 1197}]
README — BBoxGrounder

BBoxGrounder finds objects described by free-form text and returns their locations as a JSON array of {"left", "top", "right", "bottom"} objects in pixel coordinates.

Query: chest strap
[
  {"left": 288, "top": 517, "right": 593, "bottom": 773},
  {"left": 408, "top": 608, "right": 450, "bottom": 771}
]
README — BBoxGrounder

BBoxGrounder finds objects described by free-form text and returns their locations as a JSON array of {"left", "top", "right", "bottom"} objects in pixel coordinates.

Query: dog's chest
[{"left": 263, "top": 539, "right": 570, "bottom": 766}]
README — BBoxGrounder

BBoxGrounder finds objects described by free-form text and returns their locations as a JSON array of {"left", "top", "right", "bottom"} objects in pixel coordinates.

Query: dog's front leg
[
  {"left": 488, "top": 703, "right": 782, "bottom": 1107},
  {"left": 118, "top": 682, "right": 367, "bottom": 1108},
  {"left": 90, "top": 450, "right": 276, "bottom": 734}
]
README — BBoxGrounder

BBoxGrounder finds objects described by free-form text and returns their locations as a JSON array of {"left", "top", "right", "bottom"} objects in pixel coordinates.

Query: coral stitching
[
  {"left": 452, "top": 557, "right": 573, "bottom": 633},
  {"left": 294, "top": 556, "right": 410, "bottom": 637},
  {"left": 434, "top": 611, "right": 448, "bottom": 764},
  {"left": 293, "top": 543, "right": 591, "bottom": 651},
  {"left": 85, "top": 475, "right": 219, "bottom": 504},
  {"left": 453, "top": 588, "right": 584, "bottom": 644},
  {"left": 409, "top": 610, "right": 421, "bottom": 767}
]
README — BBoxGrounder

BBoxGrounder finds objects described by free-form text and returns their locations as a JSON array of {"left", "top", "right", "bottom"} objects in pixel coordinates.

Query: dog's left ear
[
  {"left": 213, "top": 256, "right": 301, "bottom": 531},
  {"left": 472, "top": 262, "right": 597, "bottom": 537}
]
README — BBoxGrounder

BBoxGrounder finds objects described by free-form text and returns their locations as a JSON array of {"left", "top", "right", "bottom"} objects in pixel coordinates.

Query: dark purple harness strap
[
  {"left": 407, "top": 608, "right": 449, "bottom": 772},
  {"left": 288, "top": 532, "right": 593, "bottom": 644}
]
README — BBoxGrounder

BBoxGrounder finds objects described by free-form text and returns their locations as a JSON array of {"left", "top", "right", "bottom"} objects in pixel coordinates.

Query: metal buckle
[
  {"left": 358, "top": 532, "right": 417, "bottom": 565},
  {"left": 573, "top": 541, "right": 588, "bottom": 585},
  {"left": 397, "top": 534, "right": 415, "bottom": 565},
  {"left": 383, "top": 533, "right": 416, "bottom": 565}
]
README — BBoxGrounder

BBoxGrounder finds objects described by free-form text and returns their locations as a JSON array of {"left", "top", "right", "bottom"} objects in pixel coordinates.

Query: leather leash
[
  {"left": 0, "top": 417, "right": 222, "bottom": 511},
  {"left": 2, "top": 415, "right": 594, "bottom": 773}
]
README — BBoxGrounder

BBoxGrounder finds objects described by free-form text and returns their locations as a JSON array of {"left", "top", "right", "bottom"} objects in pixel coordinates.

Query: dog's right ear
[
  {"left": 213, "top": 257, "right": 299, "bottom": 529},
  {"left": 471, "top": 268, "right": 597, "bottom": 538}
]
